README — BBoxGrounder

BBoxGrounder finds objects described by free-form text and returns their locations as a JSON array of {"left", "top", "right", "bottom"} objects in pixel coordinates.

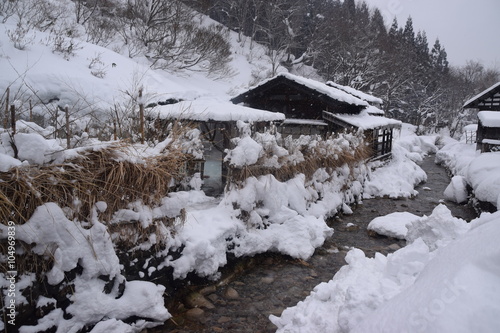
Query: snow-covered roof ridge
[
  {"left": 155, "top": 99, "right": 285, "bottom": 122},
  {"left": 463, "top": 81, "right": 500, "bottom": 108},
  {"left": 326, "top": 81, "right": 384, "bottom": 105},
  {"left": 240, "top": 72, "right": 369, "bottom": 107}
]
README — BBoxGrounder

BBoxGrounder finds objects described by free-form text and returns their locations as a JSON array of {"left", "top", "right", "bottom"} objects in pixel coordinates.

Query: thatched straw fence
[
  {"left": 228, "top": 135, "right": 372, "bottom": 185},
  {"left": 0, "top": 143, "right": 190, "bottom": 225}
]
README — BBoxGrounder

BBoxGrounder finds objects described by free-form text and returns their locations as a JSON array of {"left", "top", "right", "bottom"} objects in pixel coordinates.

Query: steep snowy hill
[{"left": 0, "top": 10, "right": 288, "bottom": 128}]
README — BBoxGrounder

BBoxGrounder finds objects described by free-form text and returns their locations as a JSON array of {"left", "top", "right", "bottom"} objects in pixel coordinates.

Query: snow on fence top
[
  {"left": 325, "top": 111, "right": 402, "bottom": 130},
  {"left": 326, "top": 81, "right": 384, "bottom": 105},
  {"left": 478, "top": 111, "right": 500, "bottom": 127},
  {"left": 463, "top": 124, "right": 478, "bottom": 131},
  {"left": 249, "top": 73, "right": 369, "bottom": 107},
  {"left": 155, "top": 99, "right": 285, "bottom": 122}
]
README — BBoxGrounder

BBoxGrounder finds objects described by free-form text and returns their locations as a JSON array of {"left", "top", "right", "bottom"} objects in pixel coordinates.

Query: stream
[{"left": 150, "top": 155, "right": 477, "bottom": 333}]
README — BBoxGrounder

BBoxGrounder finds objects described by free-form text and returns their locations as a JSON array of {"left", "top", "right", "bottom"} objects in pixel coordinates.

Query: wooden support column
[
  {"left": 139, "top": 88, "right": 144, "bottom": 144},
  {"left": 4, "top": 87, "right": 9, "bottom": 129},
  {"left": 65, "top": 106, "right": 70, "bottom": 148},
  {"left": 10, "top": 104, "right": 15, "bottom": 135}
]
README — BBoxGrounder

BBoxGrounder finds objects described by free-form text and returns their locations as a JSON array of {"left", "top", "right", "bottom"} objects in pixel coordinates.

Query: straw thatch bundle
[{"left": 0, "top": 142, "right": 190, "bottom": 225}]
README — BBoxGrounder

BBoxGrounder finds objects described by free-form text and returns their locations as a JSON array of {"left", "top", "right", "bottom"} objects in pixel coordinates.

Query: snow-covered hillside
[{"left": 0, "top": 7, "right": 292, "bottom": 135}]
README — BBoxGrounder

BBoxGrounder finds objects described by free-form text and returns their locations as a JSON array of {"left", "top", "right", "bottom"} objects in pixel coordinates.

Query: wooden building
[
  {"left": 155, "top": 99, "right": 285, "bottom": 195},
  {"left": 463, "top": 82, "right": 500, "bottom": 152},
  {"left": 231, "top": 73, "right": 401, "bottom": 159}
]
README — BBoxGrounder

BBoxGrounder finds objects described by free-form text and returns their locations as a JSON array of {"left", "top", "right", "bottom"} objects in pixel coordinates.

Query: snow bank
[
  {"left": 166, "top": 172, "right": 355, "bottom": 279},
  {"left": 367, "top": 211, "right": 421, "bottom": 239},
  {"left": 466, "top": 152, "right": 500, "bottom": 208},
  {"left": 363, "top": 144, "right": 427, "bottom": 198},
  {"left": 443, "top": 175, "right": 468, "bottom": 203},
  {"left": 435, "top": 138, "right": 477, "bottom": 177},
  {"left": 437, "top": 138, "right": 500, "bottom": 209},
  {"left": 0, "top": 203, "right": 170, "bottom": 332},
  {"left": 271, "top": 205, "right": 500, "bottom": 333}
]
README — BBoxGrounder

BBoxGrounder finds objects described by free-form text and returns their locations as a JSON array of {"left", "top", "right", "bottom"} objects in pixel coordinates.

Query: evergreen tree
[
  {"left": 431, "top": 39, "right": 449, "bottom": 75},
  {"left": 369, "top": 8, "right": 387, "bottom": 49},
  {"left": 402, "top": 16, "right": 415, "bottom": 47}
]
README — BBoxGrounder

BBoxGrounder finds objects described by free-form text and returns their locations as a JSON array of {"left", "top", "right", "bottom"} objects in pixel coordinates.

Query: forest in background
[
  {"left": 1, "top": 0, "right": 499, "bottom": 137},
  {"left": 188, "top": 0, "right": 500, "bottom": 135}
]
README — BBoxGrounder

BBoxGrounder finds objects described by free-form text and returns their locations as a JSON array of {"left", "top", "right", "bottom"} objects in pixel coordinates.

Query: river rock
[
  {"left": 199, "top": 285, "right": 217, "bottom": 295},
  {"left": 387, "top": 243, "right": 401, "bottom": 251},
  {"left": 345, "top": 223, "right": 359, "bottom": 231},
  {"left": 185, "top": 308, "right": 204, "bottom": 321},
  {"left": 260, "top": 276, "right": 275, "bottom": 284},
  {"left": 224, "top": 286, "right": 239, "bottom": 299},
  {"left": 185, "top": 292, "right": 215, "bottom": 309}
]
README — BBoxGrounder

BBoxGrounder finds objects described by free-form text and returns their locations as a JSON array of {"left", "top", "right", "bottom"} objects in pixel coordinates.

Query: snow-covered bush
[
  {"left": 223, "top": 123, "right": 370, "bottom": 227},
  {"left": 225, "top": 121, "right": 369, "bottom": 183}
]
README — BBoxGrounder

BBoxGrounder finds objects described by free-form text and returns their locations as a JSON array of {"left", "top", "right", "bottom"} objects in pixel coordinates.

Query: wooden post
[
  {"left": 4, "top": 87, "right": 9, "bottom": 129},
  {"left": 113, "top": 119, "right": 117, "bottom": 141},
  {"left": 10, "top": 104, "right": 16, "bottom": 135},
  {"left": 139, "top": 88, "right": 144, "bottom": 144},
  {"left": 29, "top": 100, "right": 33, "bottom": 122},
  {"left": 65, "top": 106, "right": 70, "bottom": 148}
]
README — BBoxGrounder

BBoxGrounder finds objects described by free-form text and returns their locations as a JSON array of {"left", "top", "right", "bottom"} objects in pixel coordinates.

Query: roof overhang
[
  {"left": 323, "top": 111, "right": 402, "bottom": 130},
  {"left": 463, "top": 82, "right": 500, "bottom": 109},
  {"left": 154, "top": 100, "right": 285, "bottom": 123}
]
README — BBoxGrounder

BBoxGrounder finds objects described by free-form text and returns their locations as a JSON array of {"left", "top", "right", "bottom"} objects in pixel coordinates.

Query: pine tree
[
  {"left": 431, "top": 39, "right": 449, "bottom": 75},
  {"left": 402, "top": 16, "right": 415, "bottom": 47},
  {"left": 369, "top": 8, "right": 387, "bottom": 49}
]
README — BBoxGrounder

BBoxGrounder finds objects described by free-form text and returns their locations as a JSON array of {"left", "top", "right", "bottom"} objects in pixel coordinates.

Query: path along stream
[{"left": 150, "top": 155, "right": 477, "bottom": 333}]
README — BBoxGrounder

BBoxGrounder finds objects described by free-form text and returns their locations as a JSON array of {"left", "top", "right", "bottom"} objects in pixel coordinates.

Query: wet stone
[
  {"left": 387, "top": 243, "right": 401, "bottom": 251},
  {"left": 199, "top": 285, "right": 216, "bottom": 295},
  {"left": 185, "top": 292, "right": 215, "bottom": 309},
  {"left": 345, "top": 223, "right": 359, "bottom": 231},
  {"left": 260, "top": 276, "right": 275, "bottom": 284},
  {"left": 185, "top": 308, "right": 204, "bottom": 321},
  {"left": 207, "top": 293, "right": 219, "bottom": 302},
  {"left": 217, "top": 316, "right": 231, "bottom": 324},
  {"left": 224, "top": 287, "right": 239, "bottom": 300}
]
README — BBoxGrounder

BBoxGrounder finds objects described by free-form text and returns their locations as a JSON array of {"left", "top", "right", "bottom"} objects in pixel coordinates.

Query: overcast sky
[{"left": 363, "top": 0, "right": 500, "bottom": 68}]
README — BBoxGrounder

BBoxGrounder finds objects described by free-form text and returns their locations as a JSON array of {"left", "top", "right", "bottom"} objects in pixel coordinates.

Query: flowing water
[{"left": 150, "top": 156, "right": 476, "bottom": 333}]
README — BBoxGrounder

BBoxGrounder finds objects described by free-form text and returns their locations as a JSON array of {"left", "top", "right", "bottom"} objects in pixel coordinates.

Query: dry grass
[{"left": 0, "top": 142, "right": 190, "bottom": 225}]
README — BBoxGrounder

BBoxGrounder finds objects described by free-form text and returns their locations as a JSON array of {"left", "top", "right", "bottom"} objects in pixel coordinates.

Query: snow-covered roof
[
  {"left": 326, "top": 81, "right": 384, "bottom": 105},
  {"left": 154, "top": 99, "right": 285, "bottom": 122},
  {"left": 478, "top": 111, "right": 500, "bottom": 127},
  {"left": 324, "top": 111, "right": 402, "bottom": 130},
  {"left": 365, "top": 105, "right": 385, "bottom": 115},
  {"left": 463, "top": 82, "right": 500, "bottom": 108},
  {"left": 282, "top": 119, "right": 328, "bottom": 126},
  {"left": 235, "top": 73, "right": 369, "bottom": 107}
]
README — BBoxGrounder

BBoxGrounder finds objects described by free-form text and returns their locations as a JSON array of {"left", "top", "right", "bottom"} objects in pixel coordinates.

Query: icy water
[{"left": 150, "top": 156, "right": 476, "bottom": 333}]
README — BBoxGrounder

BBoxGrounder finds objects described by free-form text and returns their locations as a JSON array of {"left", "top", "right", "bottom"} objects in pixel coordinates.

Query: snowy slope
[{"left": 0, "top": 13, "right": 278, "bottom": 123}]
